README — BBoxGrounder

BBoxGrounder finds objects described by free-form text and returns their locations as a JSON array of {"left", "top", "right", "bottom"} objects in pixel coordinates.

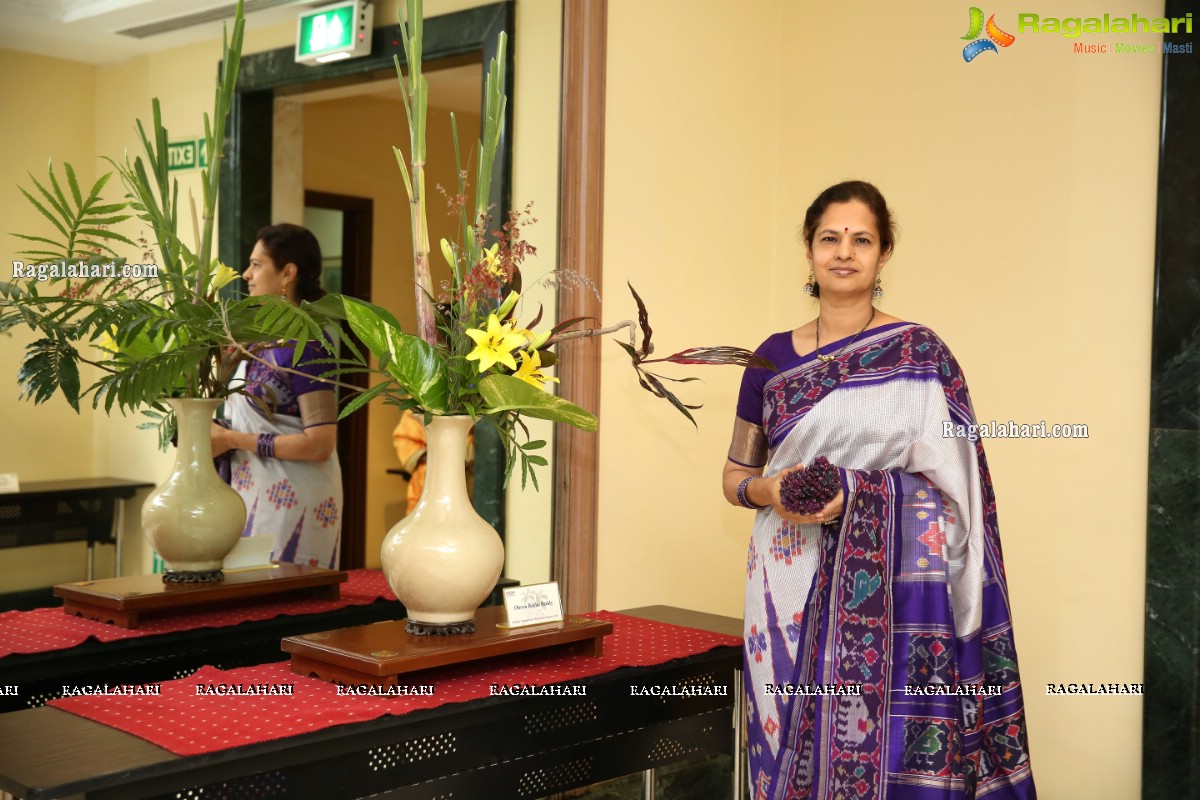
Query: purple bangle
[
  {"left": 256, "top": 433, "right": 277, "bottom": 459},
  {"left": 736, "top": 476, "right": 768, "bottom": 510}
]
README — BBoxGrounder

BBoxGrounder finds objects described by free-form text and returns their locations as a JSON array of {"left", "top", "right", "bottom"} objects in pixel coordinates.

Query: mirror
[{"left": 219, "top": 4, "right": 516, "bottom": 570}]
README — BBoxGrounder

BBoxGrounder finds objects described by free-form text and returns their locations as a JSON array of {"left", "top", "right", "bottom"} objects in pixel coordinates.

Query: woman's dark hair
[
  {"left": 255, "top": 223, "right": 325, "bottom": 302},
  {"left": 801, "top": 181, "right": 895, "bottom": 298}
]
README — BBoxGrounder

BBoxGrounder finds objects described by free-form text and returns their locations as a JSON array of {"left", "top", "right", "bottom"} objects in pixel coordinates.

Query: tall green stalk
[
  {"left": 197, "top": 3, "right": 245, "bottom": 301},
  {"left": 395, "top": 0, "right": 436, "bottom": 346}
]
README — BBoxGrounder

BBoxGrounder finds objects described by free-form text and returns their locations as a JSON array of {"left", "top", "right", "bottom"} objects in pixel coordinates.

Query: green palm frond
[
  {"left": 90, "top": 346, "right": 205, "bottom": 413},
  {"left": 11, "top": 162, "right": 136, "bottom": 267},
  {"left": 17, "top": 337, "right": 81, "bottom": 411}
]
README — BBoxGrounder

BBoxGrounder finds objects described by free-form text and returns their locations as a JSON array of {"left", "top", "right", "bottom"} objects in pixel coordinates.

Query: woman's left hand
[
  {"left": 788, "top": 490, "right": 844, "bottom": 528},
  {"left": 211, "top": 422, "right": 235, "bottom": 457}
]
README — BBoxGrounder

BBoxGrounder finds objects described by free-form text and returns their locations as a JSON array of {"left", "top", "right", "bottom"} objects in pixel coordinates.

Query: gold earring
[{"left": 803, "top": 271, "right": 816, "bottom": 296}]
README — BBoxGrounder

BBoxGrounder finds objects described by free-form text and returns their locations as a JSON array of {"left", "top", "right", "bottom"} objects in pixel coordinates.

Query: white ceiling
[
  {"left": 0, "top": 0, "right": 319, "bottom": 64},
  {"left": 0, "top": 0, "right": 484, "bottom": 113}
]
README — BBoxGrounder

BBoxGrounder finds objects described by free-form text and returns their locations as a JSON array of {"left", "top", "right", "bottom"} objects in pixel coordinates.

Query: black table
[
  {"left": 0, "top": 478, "right": 153, "bottom": 580},
  {"left": 0, "top": 605, "right": 746, "bottom": 800}
]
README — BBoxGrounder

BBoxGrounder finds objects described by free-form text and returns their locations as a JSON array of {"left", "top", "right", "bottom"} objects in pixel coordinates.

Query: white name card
[
  {"left": 501, "top": 582, "right": 564, "bottom": 628},
  {"left": 0, "top": 474, "right": 19, "bottom": 494}
]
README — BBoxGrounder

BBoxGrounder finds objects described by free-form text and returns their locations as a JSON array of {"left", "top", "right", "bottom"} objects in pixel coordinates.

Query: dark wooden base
[
  {"left": 53, "top": 564, "right": 347, "bottom": 629},
  {"left": 162, "top": 568, "right": 225, "bottom": 584},
  {"left": 283, "top": 605, "right": 612, "bottom": 687}
]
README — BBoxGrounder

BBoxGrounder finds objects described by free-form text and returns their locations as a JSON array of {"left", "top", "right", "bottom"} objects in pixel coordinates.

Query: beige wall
[
  {"left": 0, "top": 51, "right": 107, "bottom": 587},
  {"left": 598, "top": 1, "right": 1160, "bottom": 796}
]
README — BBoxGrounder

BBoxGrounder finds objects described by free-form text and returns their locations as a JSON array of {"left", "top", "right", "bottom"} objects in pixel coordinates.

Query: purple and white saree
[{"left": 730, "top": 323, "right": 1035, "bottom": 799}]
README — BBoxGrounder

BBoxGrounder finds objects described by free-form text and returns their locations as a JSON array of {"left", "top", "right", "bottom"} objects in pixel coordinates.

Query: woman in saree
[
  {"left": 723, "top": 181, "right": 1035, "bottom": 799},
  {"left": 211, "top": 223, "right": 343, "bottom": 568}
]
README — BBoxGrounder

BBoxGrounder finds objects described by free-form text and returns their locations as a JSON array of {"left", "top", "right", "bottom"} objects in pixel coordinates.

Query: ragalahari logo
[{"left": 961, "top": 7, "right": 1016, "bottom": 61}]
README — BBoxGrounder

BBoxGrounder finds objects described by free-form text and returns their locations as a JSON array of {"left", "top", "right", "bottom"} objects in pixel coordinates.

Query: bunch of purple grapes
[{"left": 779, "top": 457, "right": 839, "bottom": 515}]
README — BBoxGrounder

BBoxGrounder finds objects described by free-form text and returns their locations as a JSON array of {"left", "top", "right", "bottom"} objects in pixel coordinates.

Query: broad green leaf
[
  {"left": 478, "top": 374, "right": 597, "bottom": 432},
  {"left": 302, "top": 294, "right": 349, "bottom": 320},
  {"left": 344, "top": 298, "right": 448, "bottom": 412}
]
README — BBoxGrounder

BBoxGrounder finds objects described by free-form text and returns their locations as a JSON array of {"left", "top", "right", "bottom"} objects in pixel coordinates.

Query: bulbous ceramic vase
[
  {"left": 142, "top": 398, "right": 247, "bottom": 583},
  {"left": 381, "top": 415, "right": 504, "bottom": 634}
]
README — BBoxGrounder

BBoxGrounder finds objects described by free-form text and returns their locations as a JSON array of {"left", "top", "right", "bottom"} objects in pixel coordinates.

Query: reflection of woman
[
  {"left": 723, "top": 182, "right": 1035, "bottom": 798},
  {"left": 212, "top": 223, "right": 343, "bottom": 568}
]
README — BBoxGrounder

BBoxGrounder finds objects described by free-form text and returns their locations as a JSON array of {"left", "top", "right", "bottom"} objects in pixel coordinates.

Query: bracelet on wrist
[
  {"left": 256, "top": 433, "right": 278, "bottom": 459},
  {"left": 736, "top": 476, "right": 769, "bottom": 510}
]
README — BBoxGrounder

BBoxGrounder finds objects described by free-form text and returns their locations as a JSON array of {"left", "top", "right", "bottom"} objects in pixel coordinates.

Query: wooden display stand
[
  {"left": 283, "top": 605, "right": 612, "bottom": 688},
  {"left": 53, "top": 564, "right": 347, "bottom": 629}
]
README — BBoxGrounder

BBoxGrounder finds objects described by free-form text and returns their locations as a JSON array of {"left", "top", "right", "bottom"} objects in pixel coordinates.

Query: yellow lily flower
[
  {"left": 513, "top": 349, "right": 559, "bottom": 388},
  {"left": 482, "top": 243, "right": 504, "bottom": 277},
  {"left": 464, "top": 314, "right": 527, "bottom": 373},
  {"left": 210, "top": 261, "right": 239, "bottom": 290},
  {"left": 94, "top": 326, "right": 120, "bottom": 355}
]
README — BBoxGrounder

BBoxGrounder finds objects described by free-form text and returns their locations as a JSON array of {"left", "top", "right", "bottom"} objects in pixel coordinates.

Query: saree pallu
[
  {"left": 742, "top": 324, "right": 1035, "bottom": 799},
  {"left": 226, "top": 353, "right": 343, "bottom": 569}
]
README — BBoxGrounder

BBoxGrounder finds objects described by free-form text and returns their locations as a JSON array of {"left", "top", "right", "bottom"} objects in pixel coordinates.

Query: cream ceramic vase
[
  {"left": 142, "top": 398, "right": 247, "bottom": 582},
  {"left": 381, "top": 415, "right": 505, "bottom": 634}
]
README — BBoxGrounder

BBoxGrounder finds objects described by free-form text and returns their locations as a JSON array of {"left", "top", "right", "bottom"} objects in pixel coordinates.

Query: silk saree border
[{"left": 762, "top": 324, "right": 975, "bottom": 451}]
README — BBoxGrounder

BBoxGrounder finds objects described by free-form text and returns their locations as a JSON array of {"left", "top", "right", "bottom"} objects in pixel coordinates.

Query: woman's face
[
  {"left": 243, "top": 240, "right": 296, "bottom": 300},
  {"left": 806, "top": 200, "right": 891, "bottom": 298}
]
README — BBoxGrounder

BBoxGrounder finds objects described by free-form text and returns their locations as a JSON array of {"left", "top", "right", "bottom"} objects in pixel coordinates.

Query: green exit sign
[
  {"left": 167, "top": 140, "right": 195, "bottom": 171},
  {"left": 296, "top": 0, "right": 373, "bottom": 65},
  {"left": 166, "top": 138, "right": 209, "bottom": 172}
]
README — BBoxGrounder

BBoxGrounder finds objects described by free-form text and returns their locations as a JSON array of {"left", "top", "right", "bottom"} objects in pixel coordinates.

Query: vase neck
[
  {"left": 422, "top": 415, "right": 473, "bottom": 504},
  {"left": 167, "top": 398, "right": 220, "bottom": 470}
]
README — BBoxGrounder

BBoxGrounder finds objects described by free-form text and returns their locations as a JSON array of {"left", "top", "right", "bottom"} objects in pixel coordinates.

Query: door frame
[{"left": 304, "top": 190, "right": 373, "bottom": 569}]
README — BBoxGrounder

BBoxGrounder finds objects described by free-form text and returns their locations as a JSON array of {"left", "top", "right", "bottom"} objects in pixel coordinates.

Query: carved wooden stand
[
  {"left": 53, "top": 564, "right": 347, "bottom": 629},
  {"left": 283, "top": 606, "right": 612, "bottom": 688}
]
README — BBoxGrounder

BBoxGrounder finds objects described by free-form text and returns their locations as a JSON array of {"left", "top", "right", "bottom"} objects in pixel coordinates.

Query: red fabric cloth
[
  {"left": 48, "top": 611, "right": 742, "bottom": 757},
  {"left": 0, "top": 570, "right": 395, "bottom": 659}
]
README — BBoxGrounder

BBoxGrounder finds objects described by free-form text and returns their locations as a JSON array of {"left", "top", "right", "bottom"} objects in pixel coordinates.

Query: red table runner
[
  {"left": 48, "top": 611, "right": 742, "bottom": 756},
  {"left": 0, "top": 569, "right": 396, "bottom": 659}
]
